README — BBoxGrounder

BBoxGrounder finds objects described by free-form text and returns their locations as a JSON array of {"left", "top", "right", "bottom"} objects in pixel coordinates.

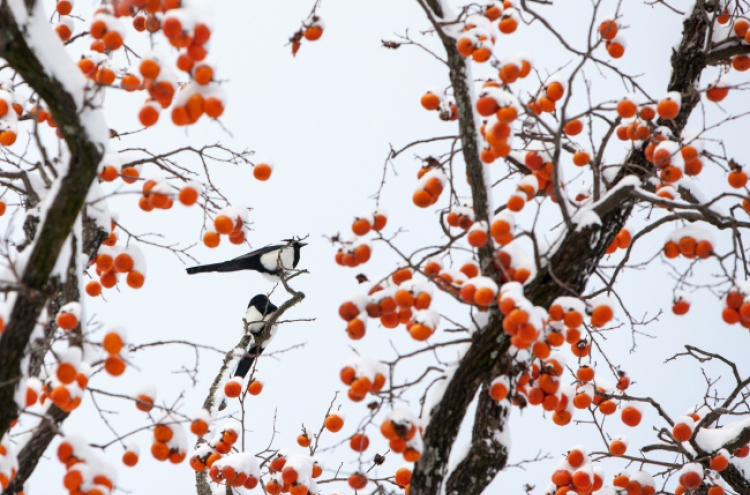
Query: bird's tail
[
  {"left": 233, "top": 356, "right": 255, "bottom": 378},
  {"left": 186, "top": 259, "right": 248, "bottom": 275},
  {"left": 233, "top": 346, "right": 263, "bottom": 378},
  {"left": 186, "top": 262, "right": 228, "bottom": 275}
]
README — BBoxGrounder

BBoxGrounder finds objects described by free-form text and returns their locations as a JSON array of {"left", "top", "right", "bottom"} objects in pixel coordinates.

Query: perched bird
[
  {"left": 234, "top": 294, "right": 279, "bottom": 378},
  {"left": 186, "top": 239, "right": 307, "bottom": 280}
]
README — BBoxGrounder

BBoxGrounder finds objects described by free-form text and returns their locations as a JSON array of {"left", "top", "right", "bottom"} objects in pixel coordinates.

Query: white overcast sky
[{"left": 15, "top": 0, "right": 750, "bottom": 494}]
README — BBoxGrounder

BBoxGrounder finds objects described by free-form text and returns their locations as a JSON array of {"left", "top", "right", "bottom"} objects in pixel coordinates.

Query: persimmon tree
[
  {"left": 1, "top": 0, "right": 750, "bottom": 495},
  {"left": 331, "top": 0, "right": 750, "bottom": 494},
  {"left": 0, "top": 0, "right": 278, "bottom": 492}
]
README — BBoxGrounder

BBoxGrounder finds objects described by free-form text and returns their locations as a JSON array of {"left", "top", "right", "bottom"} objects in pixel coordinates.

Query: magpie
[
  {"left": 233, "top": 294, "right": 279, "bottom": 378},
  {"left": 186, "top": 239, "right": 307, "bottom": 280}
]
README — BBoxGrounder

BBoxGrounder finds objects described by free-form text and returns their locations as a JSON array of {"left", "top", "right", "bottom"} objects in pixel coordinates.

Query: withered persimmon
[
  {"left": 121, "top": 166, "right": 139, "bottom": 183},
  {"left": 324, "top": 413, "right": 344, "bottom": 432},
  {"left": 546, "top": 81, "right": 564, "bottom": 101},
  {"left": 564, "top": 119, "right": 583, "bottom": 136},
  {"left": 507, "top": 195, "right": 525, "bottom": 212},
  {"left": 657, "top": 98, "right": 680, "bottom": 120},
  {"left": 352, "top": 218, "right": 371, "bottom": 236},
  {"left": 102, "top": 31, "right": 123, "bottom": 51},
  {"left": 125, "top": 270, "right": 145, "bottom": 289},
  {"left": 151, "top": 441, "right": 169, "bottom": 461},
  {"left": 229, "top": 230, "right": 245, "bottom": 245},
  {"left": 114, "top": 253, "right": 134, "bottom": 273},
  {"left": 606, "top": 40, "right": 625, "bottom": 58},
  {"left": 85, "top": 280, "right": 102, "bottom": 297},
  {"left": 472, "top": 46, "right": 492, "bottom": 63},
  {"left": 56, "top": 0, "right": 73, "bottom": 15},
  {"left": 673, "top": 299, "right": 690, "bottom": 315},
  {"left": 105, "top": 355, "right": 126, "bottom": 376},
  {"left": 499, "top": 16, "right": 517, "bottom": 34},
  {"left": 621, "top": 405, "right": 642, "bottom": 427},
  {"left": 194, "top": 65, "right": 213, "bottom": 85},
  {"left": 598, "top": 399, "right": 616, "bottom": 415},
  {"left": 56, "top": 312, "right": 78, "bottom": 331},
  {"left": 609, "top": 439, "right": 627, "bottom": 456},
  {"left": 254, "top": 163, "right": 272, "bottom": 181},
  {"left": 680, "top": 471, "right": 701, "bottom": 490},
  {"left": 139, "top": 104, "right": 159, "bottom": 127},
  {"left": 567, "top": 448, "right": 585, "bottom": 468},
  {"left": 476, "top": 96, "right": 499, "bottom": 117},
  {"left": 346, "top": 318, "right": 365, "bottom": 340},
  {"left": 456, "top": 37, "right": 474, "bottom": 57},
  {"left": 350, "top": 433, "right": 369, "bottom": 452},
  {"left": 191, "top": 419, "right": 209, "bottom": 437},
  {"left": 348, "top": 473, "right": 368, "bottom": 490},
  {"left": 468, "top": 229, "right": 488, "bottom": 248},
  {"left": 340, "top": 366, "right": 356, "bottom": 385},
  {"left": 616, "top": 99, "right": 637, "bottom": 118},
  {"left": 576, "top": 366, "right": 594, "bottom": 382},
  {"left": 304, "top": 25, "right": 324, "bottom": 41},
  {"left": 297, "top": 434, "right": 311, "bottom": 448},
  {"left": 421, "top": 92, "right": 441, "bottom": 111},
  {"left": 57, "top": 363, "right": 77, "bottom": 384},
  {"left": 135, "top": 394, "right": 154, "bottom": 412},
  {"left": 214, "top": 215, "right": 234, "bottom": 234},
  {"left": 599, "top": 19, "right": 618, "bottom": 40},
  {"left": 663, "top": 241, "right": 679, "bottom": 259},
  {"left": 395, "top": 468, "right": 412, "bottom": 487},
  {"left": 203, "top": 231, "right": 220, "bottom": 248},
  {"left": 122, "top": 451, "right": 139, "bottom": 467},
  {"left": 489, "top": 381, "right": 508, "bottom": 402},
  {"left": 734, "top": 54, "right": 750, "bottom": 71},
  {"left": 573, "top": 151, "right": 591, "bottom": 166},
  {"left": 728, "top": 170, "right": 748, "bottom": 189},
  {"left": 711, "top": 452, "right": 729, "bottom": 471},
  {"left": 224, "top": 380, "right": 242, "bottom": 398},
  {"left": 205, "top": 97, "right": 225, "bottom": 118},
  {"left": 140, "top": 59, "right": 160, "bottom": 80},
  {"left": 179, "top": 186, "right": 199, "bottom": 206}
]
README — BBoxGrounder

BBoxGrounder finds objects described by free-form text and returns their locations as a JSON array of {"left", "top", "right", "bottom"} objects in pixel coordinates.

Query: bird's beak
[{"left": 298, "top": 242, "right": 308, "bottom": 247}]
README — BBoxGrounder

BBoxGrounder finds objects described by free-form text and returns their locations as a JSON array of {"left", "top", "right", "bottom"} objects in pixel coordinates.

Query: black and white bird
[
  {"left": 186, "top": 239, "right": 307, "bottom": 280},
  {"left": 233, "top": 294, "right": 279, "bottom": 378}
]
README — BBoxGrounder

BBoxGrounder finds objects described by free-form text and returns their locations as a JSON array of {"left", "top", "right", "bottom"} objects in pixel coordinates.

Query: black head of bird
[{"left": 247, "top": 294, "right": 278, "bottom": 317}]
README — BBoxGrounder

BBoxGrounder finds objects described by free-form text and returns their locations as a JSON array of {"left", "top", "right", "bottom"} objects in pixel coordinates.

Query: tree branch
[
  {"left": 195, "top": 273, "right": 306, "bottom": 495},
  {"left": 410, "top": 2, "right": 715, "bottom": 494},
  {"left": 0, "top": 0, "right": 105, "bottom": 436}
]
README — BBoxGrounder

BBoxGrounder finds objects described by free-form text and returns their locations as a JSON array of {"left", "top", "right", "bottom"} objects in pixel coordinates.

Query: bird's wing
[
  {"left": 230, "top": 244, "right": 284, "bottom": 262},
  {"left": 245, "top": 306, "right": 265, "bottom": 325},
  {"left": 234, "top": 347, "right": 262, "bottom": 378},
  {"left": 259, "top": 245, "right": 295, "bottom": 272}
]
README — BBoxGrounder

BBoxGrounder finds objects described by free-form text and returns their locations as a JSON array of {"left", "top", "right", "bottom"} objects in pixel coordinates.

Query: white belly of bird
[
  {"left": 245, "top": 306, "right": 264, "bottom": 324},
  {"left": 259, "top": 246, "right": 294, "bottom": 272},
  {"left": 244, "top": 306, "right": 268, "bottom": 335}
]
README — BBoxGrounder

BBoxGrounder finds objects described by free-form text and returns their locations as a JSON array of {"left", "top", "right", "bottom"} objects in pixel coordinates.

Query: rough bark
[
  {"left": 194, "top": 332, "right": 250, "bottom": 494},
  {"left": 0, "top": 1, "right": 103, "bottom": 436},
  {"left": 444, "top": 385, "right": 511, "bottom": 495},
  {"left": 6, "top": 405, "right": 68, "bottom": 494},
  {"left": 418, "top": 0, "right": 496, "bottom": 279},
  {"left": 410, "top": 2, "right": 722, "bottom": 494},
  {"left": 692, "top": 415, "right": 750, "bottom": 493},
  {"left": 6, "top": 214, "right": 107, "bottom": 495},
  {"left": 411, "top": 310, "right": 506, "bottom": 494},
  {"left": 410, "top": 2, "right": 508, "bottom": 491},
  {"left": 718, "top": 464, "right": 750, "bottom": 494}
]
